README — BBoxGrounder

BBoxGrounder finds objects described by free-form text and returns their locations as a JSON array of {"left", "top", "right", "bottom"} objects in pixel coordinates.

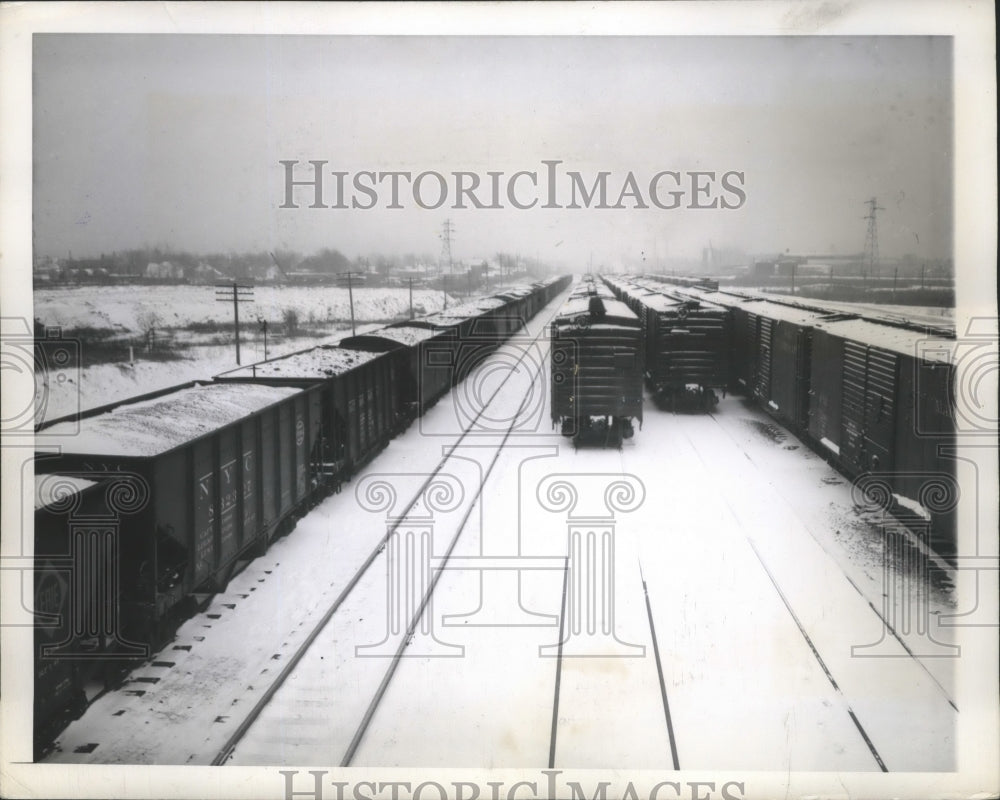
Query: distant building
[
  {"left": 145, "top": 261, "right": 185, "bottom": 280},
  {"left": 190, "top": 263, "right": 227, "bottom": 284}
]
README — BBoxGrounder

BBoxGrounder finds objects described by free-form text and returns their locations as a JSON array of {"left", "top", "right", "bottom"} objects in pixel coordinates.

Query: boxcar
[
  {"left": 722, "top": 299, "right": 843, "bottom": 429},
  {"left": 35, "top": 382, "right": 323, "bottom": 647},
  {"left": 550, "top": 288, "right": 644, "bottom": 446},
  {"left": 807, "top": 316, "right": 957, "bottom": 554},
  {"left": 636, "top": 292, "right": 730, "bottom": 408}
]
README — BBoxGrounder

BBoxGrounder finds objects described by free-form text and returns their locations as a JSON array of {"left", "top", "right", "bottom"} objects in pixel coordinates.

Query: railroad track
[
  {"left": 213, "top": 298, "right": 566, "bottom": 766},
  {"left": 670, "top": 411, "right": 956, "bottom": 771},
  {"left": 703, "top": 408, "right": 958, "bottom": 714}
]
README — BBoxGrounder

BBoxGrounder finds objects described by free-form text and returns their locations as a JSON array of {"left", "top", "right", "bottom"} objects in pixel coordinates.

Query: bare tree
[{"left": 136, "top": 310, "right": 162, "bottom": 352}]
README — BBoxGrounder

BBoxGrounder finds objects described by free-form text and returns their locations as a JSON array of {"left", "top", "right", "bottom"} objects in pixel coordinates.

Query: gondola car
[
  {"left": 550, "top": 283, "right": 644, "bottom": 447},
  {"left": 29, "top": 277, "right": 572, "bottom": 754},
  {"left": 33, "top": 474, "right": 102, "bottom": 758},
  {"left": 215, "top": 344, "right": 402, "bottom": 477},
  {"left": 339, "top": 324, "right": 454, "bottom": 420},
  {"left": 35, "top": 382, "right": 324, "bottom": 649}
]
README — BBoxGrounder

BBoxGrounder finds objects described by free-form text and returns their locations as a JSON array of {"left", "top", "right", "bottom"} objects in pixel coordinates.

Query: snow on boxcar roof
[
  {"left": 728, "top": 298, "right": 832, "bottom": 326},
  {"left": 34, "top": 475, "right": 97, "bottom": 511},
  {"left": 221, "top": 346, "right": 381, "bottom": 380},
  {"left": 641, "top": 293, "right": 727, "bottom": 315},
  {"left": 41, "top": 383, "right": 303, "bottom": 457},
  {"left": 814, "top": 317, "right": 955, "bottom": 362},
  {"left": 556, "top": 296, "right": 640, "bottom": 325}
]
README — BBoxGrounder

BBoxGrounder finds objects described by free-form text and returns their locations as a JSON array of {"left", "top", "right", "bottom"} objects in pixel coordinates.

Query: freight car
[
  {"left": 33, "top": 382, "right": 327, "bottom": 756},
  {"left": 667, "top": 284, "right": 958, "bottom": 557},
  {"left": 550, "top": 282, "right": 644, "bottom": 447},
  {"left": 338, "top": 325, "right": 454, "bottom": 419},
  {"left": 31, "top": 277, "right": 570, "bottom": 753},
  {"left": 604, "top": 277, "right": 730, "bottom": 409},
  {"left": 33, "top": 474, "right": 107, "bottom": 758},
  {"left": 806, "top": 315, "right": 957, "bottom": 556},
  {"left": 216, "top": 344, "right": 404, "bottom": 478}
]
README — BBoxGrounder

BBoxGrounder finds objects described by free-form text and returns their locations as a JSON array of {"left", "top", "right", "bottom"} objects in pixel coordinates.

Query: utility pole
[
  {"left": 439, "top": 219, "right": 455, "bottom": 310},
  {"left": 216, "top": 282, "right": 254, "bottom": 365},
  {"left": 259, "top": 318, "right": 269, "bottom": 360},
  {"left": 339, "top": 272, "right": 359, "bottom": 336},
  {"left": 409, "top": 277, "right": 414, "bottom": 320}
]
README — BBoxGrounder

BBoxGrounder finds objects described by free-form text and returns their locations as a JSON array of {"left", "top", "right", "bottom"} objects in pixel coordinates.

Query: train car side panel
[
  {"left": 192, "top": 439, "right": 217, "bottom": 587},
  {"left": 807, "top": 328, "right": 845, "bottom": 458}
]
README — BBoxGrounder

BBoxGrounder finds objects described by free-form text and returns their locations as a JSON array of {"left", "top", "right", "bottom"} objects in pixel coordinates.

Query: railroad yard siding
[{"left": 43, "top": 286, "right": 957, "bottom": 770}]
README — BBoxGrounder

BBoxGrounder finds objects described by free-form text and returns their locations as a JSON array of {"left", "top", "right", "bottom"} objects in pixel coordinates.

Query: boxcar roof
[
  {"left": 732, "top": 298, "right": 831, "bottom": 325},
  {"left": 34, "top": 474, "right": 98, "bottom": 511},
  {"left": 556, "top": 296, "right": 640, "bottom": 325},
  {"left": 41, "top": 383, "right": 303, "bottom": 457},
  {"left": 640, "top": 293, "right": 728, "bottom": 315},
  {"left": 814, "top": 317, "right": 955, "bottom": 362}
]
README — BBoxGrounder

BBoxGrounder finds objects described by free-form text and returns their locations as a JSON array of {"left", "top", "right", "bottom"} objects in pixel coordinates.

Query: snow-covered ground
[
  {"left": 33, "top": 287, "right": 474, "bottom": 423},
  {"left": 33, "top": 285, "right": 457, "bottom": 334},
  {"left": 43, "top": 287, "right": 957, "bottom": 771}
]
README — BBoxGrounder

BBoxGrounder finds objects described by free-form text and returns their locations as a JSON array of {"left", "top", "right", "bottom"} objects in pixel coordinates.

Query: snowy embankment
[
  {"left": 33, "top": 286, "right": 459, "bottom": 423},
  {"left": 33, "top": 285, "right": 454, "bottom": 333}
]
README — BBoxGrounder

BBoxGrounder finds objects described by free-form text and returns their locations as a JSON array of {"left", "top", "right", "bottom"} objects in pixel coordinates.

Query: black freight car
[
  {"left": 807, "top": 316, "right": 957, "bottom": 555},
  {"left": 35, "top": 382, "right": 324, "bottom": 648},
  {"left": 635, "top": 292, "right": 730, "bottom": 410},
  {"left": 723, "top": 298, "right": 841, "bottom": 429},
  {"left": 550, "top": 287, "right": 644, "bottom": 447},
  {"left": 339, "top": 324, "right": 454, "bottom": 420},
  {"left": 420, "top": 302, "right": 512, "bottom": 388},
  {"left": 216, "top": 345, "right": 401, "bottom": 476},
  {"left": 33, "top": 474, "right": 104, "bottom": 757}
]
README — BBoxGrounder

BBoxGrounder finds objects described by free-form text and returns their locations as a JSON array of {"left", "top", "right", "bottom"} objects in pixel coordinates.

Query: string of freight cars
[{"left": 278, "top": 160, "right": 746, "bottom": 211}]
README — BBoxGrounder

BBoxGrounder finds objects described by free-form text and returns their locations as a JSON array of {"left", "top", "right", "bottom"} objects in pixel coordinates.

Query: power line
[{"left": 215, "top": 282, "right": 254, "bottom": 365}]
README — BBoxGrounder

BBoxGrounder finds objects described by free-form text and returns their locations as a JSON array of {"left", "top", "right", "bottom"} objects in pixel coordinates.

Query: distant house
[
  {"left": 247, "top": 263, "right": 283, "bottom": 283},
  {"left": 190, "top": 263, "right": 227, "bottom": 284},
  {"left": 145, "top": 261, "right": 185, "bottom": 280}
]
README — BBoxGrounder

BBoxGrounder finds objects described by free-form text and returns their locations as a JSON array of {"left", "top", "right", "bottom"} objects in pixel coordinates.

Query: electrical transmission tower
[
  {"left": 439, "top": 218, "right": 455, "bottom": 273},
  {"left": 863, "top": 197, "right": 884, "bottom": 279}
]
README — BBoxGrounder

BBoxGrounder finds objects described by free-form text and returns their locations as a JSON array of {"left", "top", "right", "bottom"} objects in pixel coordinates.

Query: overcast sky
[{"left": 33, "top": 35, "right": 952, "bottom": 268}]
